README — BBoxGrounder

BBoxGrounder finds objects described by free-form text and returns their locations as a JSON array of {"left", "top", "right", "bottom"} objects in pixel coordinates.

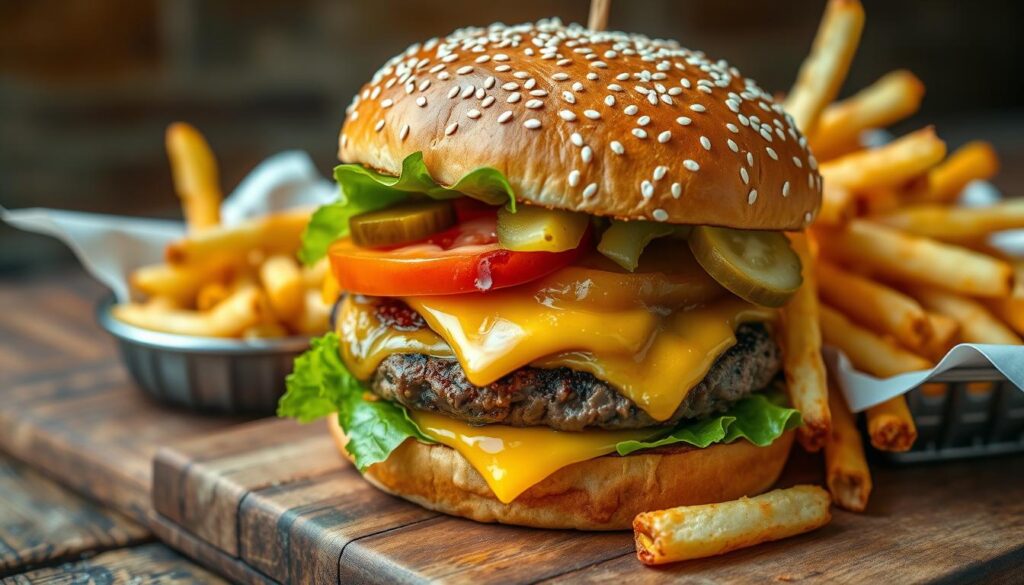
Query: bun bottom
[{"left": 327, "top": 417, "right": 795, "bottom": 530}]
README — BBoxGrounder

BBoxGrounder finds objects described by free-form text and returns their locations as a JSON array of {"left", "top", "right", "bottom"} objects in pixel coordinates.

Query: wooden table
[{"left": 1, "top": 269, "right": 1023, "bottom": 584}]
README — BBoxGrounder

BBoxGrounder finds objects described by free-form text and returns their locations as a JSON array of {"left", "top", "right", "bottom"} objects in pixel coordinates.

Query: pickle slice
[
  {"left": 497, "top": 205, "right": 589, "bottom": 252},
  {"left": 687, "top": 226, "right": 802, "bottom": 307},
  {"left": 597, "top": 220, "right": 691, "bottom": 272},
  {"left": 349, "top": 199, "right": 455, "bottom": 248}
]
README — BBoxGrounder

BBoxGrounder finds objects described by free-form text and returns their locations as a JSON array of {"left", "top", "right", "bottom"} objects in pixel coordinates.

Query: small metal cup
[{"left": 97, "top": 296, "right": 309, "bottom": 414}]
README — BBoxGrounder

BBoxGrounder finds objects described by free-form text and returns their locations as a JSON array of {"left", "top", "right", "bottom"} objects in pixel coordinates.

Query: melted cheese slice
[{"left": 411, "top": 410, "right": 652, "bottom": 503}]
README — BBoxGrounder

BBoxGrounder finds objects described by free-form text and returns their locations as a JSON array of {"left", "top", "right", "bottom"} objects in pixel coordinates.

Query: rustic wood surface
[{"left": 2, "top": 543, "right": 227, "bottom": 584}]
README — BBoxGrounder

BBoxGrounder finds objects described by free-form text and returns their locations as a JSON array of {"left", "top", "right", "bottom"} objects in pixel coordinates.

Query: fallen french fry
[
  {"left": 866, "top": 395, "right": 917, "bottom": 452},
  {"left": 781, "top": 233, "right": 830, "bottom": 452},
  {"left": 811, "top": 70, "right": 925, "bottom": 161},
  {"left": 112, "top": 286, "right": 266, "bottom": 337},
  {"left": 815, "top": 220, "right": 1014, "bottom": 297},
  {"left": 259, "top": 254, "right": 304, "bottom": 321},
  {"left": 825, "top": 381, "right": 872, "bottom": 512},
  {"left": 816, "top": 260, "right": 932, "bottom": 351},
  {"left": 633, "top": 485, "right": 831, "bottom": 565},
  {"left": 915, "top": 141, "right": 1000, "bottom": 204},
  {"left": 166, "top": 209, "right": 312, "bottom": 266},
  {"left": 166, "top": 123, "right": 222, "bottom": 231},
  {"left": 817, "top": 183, "right": 855, "bottom": 226},
  {"left": 874, "top": 199, "right": 1024, "bottom": 243},
  {"left": 819, "top": 127, "right": 946, "bottom": 191},
  {"left": 784, "top": 0, "right": 865, "bottom": 134},
  {"left": 910, "top": 287, "right": 1022, "bottom": 345}
]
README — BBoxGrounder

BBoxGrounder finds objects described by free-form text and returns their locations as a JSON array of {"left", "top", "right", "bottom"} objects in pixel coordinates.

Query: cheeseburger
[{"left": 280, "top": 19, "right": 821, "bottom": 530}]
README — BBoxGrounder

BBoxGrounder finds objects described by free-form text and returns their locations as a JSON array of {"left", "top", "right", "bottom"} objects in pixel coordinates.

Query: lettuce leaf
[
  {"left": 298, "top": 152, "right": 517, "bottom": 264},
  {"left": 277, "top": 333, "right": 433, "bottom": 470}
]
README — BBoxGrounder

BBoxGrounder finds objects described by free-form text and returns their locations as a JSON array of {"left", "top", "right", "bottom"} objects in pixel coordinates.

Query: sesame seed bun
[
  {"left": 340, "top": 19, "right": 822, "bottom": 228},
  {"left": 328, "top": 415, "right": 796, "bottom": 530}
]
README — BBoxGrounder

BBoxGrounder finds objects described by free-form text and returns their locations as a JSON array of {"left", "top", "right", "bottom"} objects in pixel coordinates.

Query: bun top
[{"left": 340, "top": 19, "right": 821, "bottom": 229}]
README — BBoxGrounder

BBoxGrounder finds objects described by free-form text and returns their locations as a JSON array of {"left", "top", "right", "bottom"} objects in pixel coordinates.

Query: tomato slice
[{"left": 329, "top": 215, "right": 589, "bottom": 296}]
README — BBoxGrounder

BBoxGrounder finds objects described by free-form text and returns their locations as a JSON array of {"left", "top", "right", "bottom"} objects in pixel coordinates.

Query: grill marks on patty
[{"left": 370, "top": 322, "right": 781, "bottom": 431}]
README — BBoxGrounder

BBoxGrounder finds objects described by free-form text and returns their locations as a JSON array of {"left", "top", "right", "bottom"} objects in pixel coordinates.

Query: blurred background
[{"left": 1, "top": 0, "right": 1022, "bottom": 273}]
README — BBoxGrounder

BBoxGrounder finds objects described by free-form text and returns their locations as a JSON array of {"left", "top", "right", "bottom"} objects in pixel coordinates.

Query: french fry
[
  {"left": 825, "top": 381, "right": 872, "bottom": 512},
  {"left": 874, "top": 199, "right": 1024, "bottom": 243},
  {"left": 819, "top": 127, "right": 946, "bottom": 191},
  {"left": 915, "top": 141, "right": 1000, "bottom": 204},
  {"left": 166, "top": 209, "right": 312, "bottom": 266},
  {"left": 294, "top": 289, "right": 332, "bottom": 335},
  {"left": 781, "top": 233, "right": 830, "bottom": 452},
  {"left": 633, "top": 485, "right": 831, "bottom": 565},
  {"left": 784, "top": 0, "right": 865, "bottom": 134},
  {"left": 817, "top": 183, "right": 855, "bottom": 226},
  {"left": 259, "top": 254, "right": 304, "bottom": 321},
  {"left": 810, "top": 70, "right": 925, "bottom": 160},
  {"left": 816, "top": 261, "right": 932, "bottom": 351},
  {"left": 820, "top": 305, "right": 924, "bottom": 452},
  {"left": 920, "top": 312, "right": 961, "bottom": 360},
  {"left": 985, "top": 297, "right": 1024, "bottom": 337},
  {"left": 166, "top": 123, "right": 222, "bottom": 231},
  {"left": 112, "top": 286, "right": 266, "bottom": 337},
  {"left": 196, "top": 281, "right": 231, "bottom": 311},
  {"left": 910, "top": 287, "right": 1022, "bottom": 345},
  {"left": 130, "top": 261, "right": 233, "bottom": 305},
  {"left": 301, "top": 257, "right": 329, "bottom": 289},
  {"left": 814, "top": 220, "right": 1014, "bottom": 297}
]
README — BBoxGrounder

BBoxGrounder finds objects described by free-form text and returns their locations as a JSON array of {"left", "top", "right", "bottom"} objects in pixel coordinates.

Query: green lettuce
[
  {"left": 298, "top": 152, "right": 517, "bottom": 264},
  {"left": 280, "top": 333, "right": 801, "bottom": 470}
]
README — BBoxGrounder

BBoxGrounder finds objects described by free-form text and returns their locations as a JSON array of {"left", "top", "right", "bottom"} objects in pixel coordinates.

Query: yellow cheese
[{"left": 411, "top": 410, "right": 653, "bottom": 503}]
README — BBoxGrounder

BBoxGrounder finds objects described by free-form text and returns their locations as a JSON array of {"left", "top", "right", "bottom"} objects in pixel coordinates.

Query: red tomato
[{"left": 329, "top": 216, "right": 588, "bottom": 296}]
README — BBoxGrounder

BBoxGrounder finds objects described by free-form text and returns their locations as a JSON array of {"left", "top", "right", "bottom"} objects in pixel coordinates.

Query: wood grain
[
  {"left": 0, "top": 455, "right": 150, "bottom": 577},
  {"left": 2, "top": 543, "right": 227, "bottom": 584}
]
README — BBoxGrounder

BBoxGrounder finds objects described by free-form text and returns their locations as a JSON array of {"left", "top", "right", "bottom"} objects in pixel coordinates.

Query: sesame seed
[
  {"left": 374, "top": 119, "right": 385, "bottom": 132},
  {"left": 447, "top": 86, "right": 460, "bottom": 99},
  {"left": 671, "top": 183, "right": 682, "bottom": 198},
  {"left": 429, "top": 64, "right": 445, "bottom": 73},
  {"left": 747, "top": 189, "right": 758, "bottom": 205},
  {"left": 445, "top": 122, "right": 458, "bottom": 135},
  {"left": 635, "top": 85, "right": 649, "bottom": 95},
  {"left": 792, "top": 156, "right": 803, "bottom": 168},
  {"left": 475, "top": 88, "right": 485, "bottom": 99},
  {"left": 552, "top": 72, "right": 569, "bottom": 81},
  {"left": 616, "top": 72, "right": 630, "bottom": 81},
  {"left": 559, "top": 110, "right": 577, "bottom": 121},
  {"left": 727, "top": 139, "right": 739, "bottom": 152},
  {"left": 572, "top": 81, "right": 584, "bottom": 92},
  {"left": 498, "top": 111, "right": 513, "bottom": 123},
  {"left": 652, "top": 208, "right": 669, "bottom": 222},
  {"left": 556, "top": 58, "right": 572, "bottom": 66},
  {"left": 605, "top": 95, "right": 616, "bottom": 107},
  {"left": 726, "top": 99, "right": 740, "bottom": 113},
  {"left": 475, "top": 55, "right": 490, "bottom": 64},
  {"left": 381, "top": 98, "right": 393, "bottom": 108},
  {"left": 419, "top": 79, "right": 431, "bottom": 91},
  {"left": 760, "top": 128, "right": 774, "bottom": 142},
  {"left": 668, "top": 87, "right": 683, "bottom": 96},
  {"left": 562, "top": 91, "right": 576, "bottom": 104},
  {"left": 416, "top": 96, "right": 427, "bottom": 107},
  {"left": 808, "top": 155, "right": 818, "bottom": 170},
  {"left": 683, "top": 159, "right": 700, "bottom": 172},
  {"left": 400, "top": 124, "right": 410, "bottom": 140},
  {"left": 766, "top": 147, "right": 778, "bottom": 160},
  {"left": 653, "top": 165, "right": 668, "bottom": 181},
  {"left": 467, "top": 109, "right": 481, "bottom": 119},
  {"left": 660, "top": 94, "right": 673, "bottom": 105},
  {"left": 502, "top": 82, "right": 519, "bottom": 91},
  {"left": 514, "top": 71, "right": 529, "bottom": 79},
  {"left": 507, "top": 92, "right": 521, "bottom": 103},
  {"left": 437, "top": 71, "right": 451, "bottom": 80},
  {"left": 740, "top": 167, "right": 749, "bottom": 184},
  {"left": 568, "top": 170, "right": 581, "bottom": 187},
  {"left": 647, "top": 93, "right": 658, "bottom": 105},
  {"left": 747, "top": 152, "right": 754, "bottom": 166},
  {"left": 370, "top": 86, "right": 381, "bottom": 99},
  {"left": 808, "top": 174, "right": 815, "bottom": 188},
  {"left": 689, "top": 104, "right": 707, "bottom": 113},
  {"left": 641, "top": 180, "right": 654, "bottom": 199},
  {"left": 525, "top": 99, "right": 543, "bottom": 109},
  {"left": 783, "top": 181, "right": 791, "bottom": 197},
  {"left": 481, "top": 95, "right": 495, "bottom": 108},
  {"left": 632, "top": 128, "right": 648, "bottom": 139},
  {"left": 571, "top": 132, "right": 584, "bottom": 147},
  {"left": 457, "top": 65, "right": 474, "bottom": 75},
  {"left": 581, "top": 146, "right": 593, "bottom": 163},
  {"left": 637, "top": 115, "right": 651, "bottom": 126},
  {"left": 738, "top": 114, "right": 749, "bottom": 126},
  {"left": 658, "top": 131, "right": 672, "bottom": 143},
  {"left": 591, "top": 61, "right": 607, "bottom": 69},
  {"left": 608, "top": 84, "right": 624, "bottom": 92},
  {"left": 493, "top": 53, "right": 510, "bottom": 62},
  {"left": 524, "top": 78, "right": 537, "bottom": 90},
  {"left": 484, "top": 76, "right": 496, "bottom": 89},
  {"left": 461, "top": 85, "right": 475, "bottom": 98},
  {"left": 610, "top": 141, "right": 624, "bottom": 155},
  {"left": 726, "top": 123, "right": 739, "bottom": 133},
  {"left": 624, "top": 105, "right": 639, "bottom": 116},
  {"left": 583, "top": 183, "right": 598, "bottom": 198},
  {"left": 680, "top": 78, "right": 692, "bottom": 88},
  {"left": 700, "top": 136, "right": 711, "bottom": 150},
  {"left": 805, "top": 211, "right": 813, "bottom": 223},
  {"left": 442, "top": 54, "right": 458, "bottom": 63},
  {"left": 523, "top": 118, "right": 542, "bottom": 129},
  {"left": 584, "top": 109, "right": 601, "bottom": 120}
]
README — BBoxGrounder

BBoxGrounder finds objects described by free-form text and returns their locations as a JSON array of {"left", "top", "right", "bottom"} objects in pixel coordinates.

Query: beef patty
[{"left": 370, "top": 323, "right": 781, "bottom": 431}]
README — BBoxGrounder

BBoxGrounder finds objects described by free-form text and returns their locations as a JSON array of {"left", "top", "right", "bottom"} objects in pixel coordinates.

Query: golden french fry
[
  {"left": 915, "top": 141, "right": 1000, "bottom": 204},
  {"left": 910, "top": 287, "right": 1022, "bottom": 345},
  {"left": 855, "top": 186, "right": 905, "bottom": 217},
  {"left": 781, "top": 233, "right": 830, "bottom": 452},
  {"left": 166, "top": 122, "right": 222, "bottom": 231},
  {"left": 874, "top": 200, "right": 1024, "bottom": 243},
  {"left": 784, "top": 0, "right": 865, "bottom": 134},
  {"left": 196, "top": 281, "right": 231, "bottom": 311},
  {"left": 825, "top": 381, "right": 872, "bottom": 512},
  {"left": 322, "top": 269, "right": 342, "bottom": 305},
  {"left": 866, "top": 395, "right": 917, "bottom": 452},
  {"left": 816, "top": 260, "right": 932, "bottom": 351},
  {"left": 112, "top": 286, "right": 266, "bottom": 337},
  {"left": 301, "top": 257, "right": 329, "bottom": 289},
  {"left": 293, "top": 289, "right": 332, "bottom": 335},
  {"left": 130, "top": 261, "right": 233, "bottom": 305},
  {"left": 819, "top": 127, "right": 946, "bottom": 191},
  {"left": 810, "top": 70, "right": 925, "bottom": 160},
  {"left": 817, "top": 183, "right": 855, "bottom": 226},
  {"left": 633, "top": 485, "right": 831, "bottom": 565},
  {"left": 166, "top": 209, "right": 312, "bottom": 266},
  {"left": 814, "top": 220, "right": 1014, "bottom": 297},
  {"left": 820, "top": 304, "right": 932, "bottom": 377},
  {"left": 920, "top": 312, "right": 961, "bottom": 360},
  {"left": 985, "top": 297, "right": 1024, "bottom": 337},
  {"left": 144, "top": 295, "right": 180, "bottom": 311},
  {"left": 259, "top": 254, "right": 304, "bottom": 321}
]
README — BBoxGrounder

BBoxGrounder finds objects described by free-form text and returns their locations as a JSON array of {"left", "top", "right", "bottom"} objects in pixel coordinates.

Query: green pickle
[
  {"left": 349, "top": 200, "right": 456, "bottom": 248},
  {"left": 497, "top": 205, "right": 589, "bottom": 252},
  {"left": 687, "top": 226, "right": 802, "bottom": 307},
  {"left": 597, "top": 220, "right": 690, "bottom": 272}
]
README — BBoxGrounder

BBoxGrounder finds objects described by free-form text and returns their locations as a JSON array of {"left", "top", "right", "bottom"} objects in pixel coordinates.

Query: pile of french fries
[
  {"left": 635, "top": 0, "right": 1022, "bottom": 565},
  {"left": 112, "top": 123, "right": 331, "bottom": 339}
]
